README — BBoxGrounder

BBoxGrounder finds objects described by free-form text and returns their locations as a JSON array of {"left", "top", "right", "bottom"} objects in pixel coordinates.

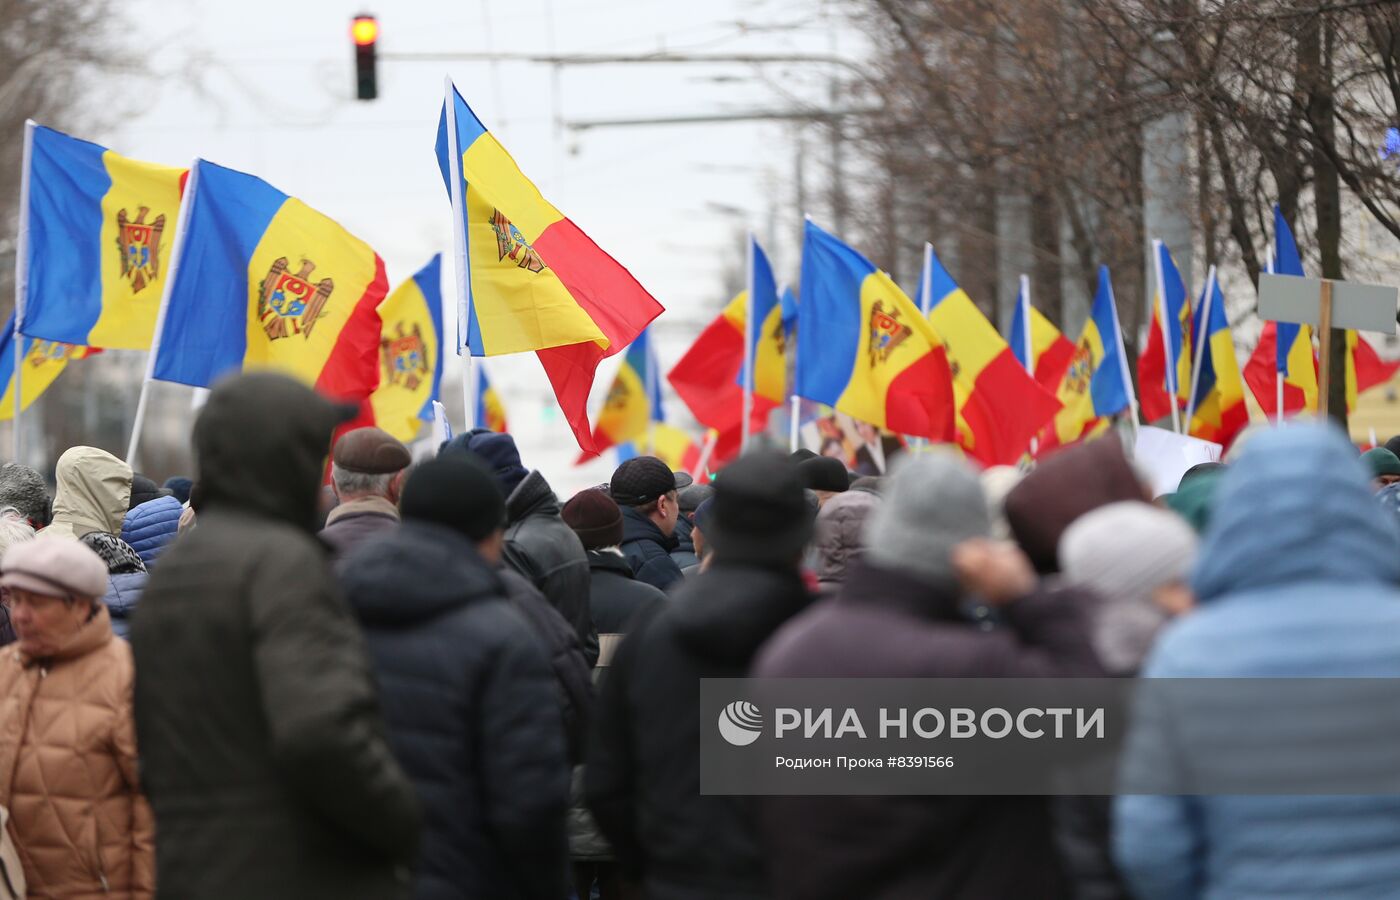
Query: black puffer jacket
[
  {"left": 585, "top": 562, "right": 812, "bottom": 900},
  {"left": 131, "top": 373, "right": 421, "bottom": 900},
  {"left": 499, "top": 568, "right": 593, "bottom": 764},
  {"left": 619, "top": 505, "right": 684, "bottom": 592},
  {"left": 587, "top": 550, "right": 667, "bottom": 640},
  {"left": 341, "top": 520, "right": 571, "bottom": 900},
  {"left": 670, "top": 515, "right": 698, "bottom": 572},
  {"left": 503, "top": 470, "right": 598, "bottom": 666}
]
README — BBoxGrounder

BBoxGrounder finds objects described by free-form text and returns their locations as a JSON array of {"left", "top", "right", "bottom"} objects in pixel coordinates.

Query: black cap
[
  {"left": 610, "top": 456, "right": 677, "bottom": 506},
  {"left": 798, "top": 455, "right": 850, "bottom": 493},
  {"left": 708, "top": 450, "right": 812, "bottom": 565},
  {"left": 400, "top": 455, "right": 506, "bottom": 541}
]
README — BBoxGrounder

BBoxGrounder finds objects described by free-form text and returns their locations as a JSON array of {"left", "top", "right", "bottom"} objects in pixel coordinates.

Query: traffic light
[{"left": 352, "top": 14, "right": 378, "bottom": 100}]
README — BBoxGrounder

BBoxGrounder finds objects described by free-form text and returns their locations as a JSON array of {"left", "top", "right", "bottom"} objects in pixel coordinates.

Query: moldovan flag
[
  {"left": 795, "top": 220, "right": 954, "bottom": 440},
  {"left": 582, "top": 328, "right": 664, "bottom": 460},
  {"left": 917, "top": 246, "right": 1060, "bottom": 465},
  {"left": 737, "top": 236, "right": 786, "bottom": 405},
  {"left": 476, "top": 366, "right": 508, "bottom": 433},
  {"left": 370, "top": 255, "right": 444, "bottom": 442},
  {"left": 1041, "top": 266, "right": 1134, "bottom": 450},
  {"left": 1138, "top": 241, "right": 1193, "bottom": 423},
  {"left": 18, "top": 123, "right": 187, "bottom": 349},
  {"left": 435, "top": 81, "right": 662, "bottom": 453},
  {"left": 1187, "top": 278, "right": 1248, "bottom": 449},
  {"left": 669, "top": 298, "right": 779, "bottom": 438},
  {"left": 1245, "top": 206, "right": 1318, "bottom": 417},
  {"left": 1007, "top": 282, "right": 1075, "bottom": 391},
  {"left": 1348, "top": 332, "right": 1400, "bottom": 412},
  {"left": 616, "top": 422, "right": 703, "bottom": 477},
  {"left": 0, "top": 313, "right": 99, "bottom": 420},
  {"left": 151, "top": 160, "right": 387, "bottom": 422}
]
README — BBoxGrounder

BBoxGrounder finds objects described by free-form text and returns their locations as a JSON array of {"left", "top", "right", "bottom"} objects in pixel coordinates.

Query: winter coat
[
  {"left": 121, "top": 496, "right": 184, "bottom": 569},
  {"left": 586, "top": 549, "right": 667, "bottom": 655},
  {"left": 45, "top": 447, "right": 131, "bottom": 540},
  {"left": 503, "top": 470, "right": 598, "bottom": 666},
  {"left": 754, "top": 562, "right": 1102, "bottom": 900},
  {"left": 341, "top": 520, "right": 571, "bottom": 900},
  {"left": 1115, "top": 425, "right": 1400, "bottom": 900},
  {"left": 130, "top": 375, "right": 421, "bottom": 900},
  {"left": 0, "top": 605, "right": 154, "bottom": 899},
  {"left": 586, "top": 561, "right": 812, "bottom": 900},
  {"left": 670, "top": 515, "right": 698, "bottom": 572},
  {"left": 103, "top": 572, "right": 147, "bottom": 640},
  {"left": 499, "top": 568, "right": 593, "bottom": 765},
  {"left": 320, "top": 495, "right": 400, "bottom": 563},
  {"left": 811, "top": 489, "right": 879, "bottom": 595},
  {"left": 619, "top": 505, "right": 684, "bottom": 592}
]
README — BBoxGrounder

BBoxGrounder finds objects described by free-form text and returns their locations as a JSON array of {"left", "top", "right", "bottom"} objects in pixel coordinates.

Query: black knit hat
[
  {"left": 562, "top": 489, "right": 624, "bottom": 550},
  {"left": 610, "top": 456, "right": 677, "bottom": 507},
  {"left": 708, "top": 451, "right": 812, "bottom": 565},
  {"left": 400, "top": 454, "right": 506, "bottom": 541},
  {"left": 798, "top": 456, "right": 849, "bottom": 493}
]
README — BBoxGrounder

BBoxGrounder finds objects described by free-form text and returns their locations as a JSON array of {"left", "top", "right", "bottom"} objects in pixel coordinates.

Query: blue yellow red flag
[
  {"left": 150, "top": 160, "right": 386, "bottom": 419},
  {"left": 0, "top": 313, "right": 98, "bottom": 421},
  {"left": 1138, "top": 241, "right": 1193, "bottom": 423},
  {"left": 370, "top": 255, "right": 444, "bottom": 442},
  {"left": 474, "top": 366, "right": 508, "bottom": 434},
  {"left": 1007, "top": 280, "right": 1076, "bottom": 391},
  {"left": 435, "top": 80, "right": 662, "bottom": 452},
  {"left": 1187, "top": 274, "right": 1248, "bottom": 449},
  {"left": 795, "top": 220, "right": 954, "bottom": 440},
  {"left": 584, "top": 328, "right": 664, "bottom": 458},
  {"left": 669, "top": 296, "right": 779, "bottom": 438},
  {"left": 916, "top": 247, "right": 1060, "bottom": 465},
  {"left": 1041, "top": 266, "right": 1134, "bottom": 450},
  {"left": 737, "top": 236, "right": 785, "bottom": 405},
  {"left": 18, "top": 123, "right": 187, "bottom": 349},
  {"left": 780, "top": 285, "right": 799, "bottom": 336}
]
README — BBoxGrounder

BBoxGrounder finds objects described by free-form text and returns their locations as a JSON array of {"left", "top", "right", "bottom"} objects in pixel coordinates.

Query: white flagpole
[
  {"left": 1020, "top": 273, "right": 1039, "bottom": 457},
  {"left": 1151, "top": 239, "right": 1181, "bottom": 433},
  {"left": 444, "top": 76, "right": 476, "bottom": 431},
  {"left": 918, "top": 243, "right": 935, "bottom": 452},
  {"left": 784, "top": 282, "right": 801, "bottom": 453},
  {"left": 1266, "top": 246, "right": 1284, "bottom": 425},
  {"left": 11, "top": 121, "right": 34, "bottom": 462},
  {"left": 741, "top": 233, "right": 755, "bottom": 455},
  {"left": 690, "top": 428, "right": 718, "bottom": 480},
  {"left": 128, "top": 159, "right": 200, "bottom": 466},
  {"left": 1104, "top": 268, "right": 1140, "bottom": 441},
  {"left": 1185, "top": 264, "right": 1218, "bottom": 431}
]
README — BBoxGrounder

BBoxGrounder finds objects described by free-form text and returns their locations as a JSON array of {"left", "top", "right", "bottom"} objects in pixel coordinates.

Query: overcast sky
[{"left": 97, "top": 0, "right": 862, "bottom": 491}]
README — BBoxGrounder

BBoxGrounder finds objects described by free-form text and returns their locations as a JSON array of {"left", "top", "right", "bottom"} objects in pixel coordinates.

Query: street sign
[{"left": 1258, "top": 273, "right": 1398, "bottom": 334}]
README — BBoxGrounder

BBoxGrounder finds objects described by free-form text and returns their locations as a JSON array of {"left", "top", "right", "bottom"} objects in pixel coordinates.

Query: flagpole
[
  {"left": 1266, "top": 246, "right": 1284, "bottom": 425},
  {"left": 11, "top": 121, "right": 34, "bottom": 462},
  {"left": 128, "top": 159, "right": 200, "bottom": 467},
  {"left": 1151, "top": 238, "right": 1181, "bottom": 434},
  {"left": 1184, "top": 264, "right": 1217, "bottom": 432},
  {"left": 918, "top": 242, "right": 935, "bottom": 453},
  {"left": 784, "top": 281, "right": 801, "bottom": 453},
  {"left": 741, "top": 233, "right": 755, "bottom": 455},
  {"left": 444, "top": 76, "right": 475, "bottom": 431},
  {"left": 1105, "top": 267, "right": 1140, "bottom": 442},
  {"left": 690, "top": 428, "right": 718, "bottom": 480},
  {"left": 1020, "top": 273, "right": 1038, "bottom": 457}
]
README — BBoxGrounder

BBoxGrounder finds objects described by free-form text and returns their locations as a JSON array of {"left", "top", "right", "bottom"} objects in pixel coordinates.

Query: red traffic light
[{"left": 352, "top": 15, "right": 378, "bottom": 47}]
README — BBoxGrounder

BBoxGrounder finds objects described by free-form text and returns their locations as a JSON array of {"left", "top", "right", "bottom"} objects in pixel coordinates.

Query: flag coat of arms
[
  {"left": 1007, "top": 284, "right": 1076, "bottom": 391},
  {"left": 917, "top": 247, "right": 1061, "bottom": 465},
  {"left": 370, "top": 255, "right": 444, "bottom": 442},
  {"left": 1041, "top": 266, "right": 1134, "bottom": 450},
  {"left": 151, "top": 160, "right": 386, "bottom": 416},
  {"left": 18, "top": 123, "right": 187, "bottom": 349},
  {"left": 737, "top": 237, "right": 786, "bottom": 406},
  {"left": 795, "top": 220, "right": 954, "bottom": 440},
  {"left": 1138, "top": 241, "right": 1193, "bottom": 424},
  {"left": 435, "top": 81, "right": 662, "bottom": 452},
  {"left": 0, "top": 313, "right": 98, "bottom": 420}
]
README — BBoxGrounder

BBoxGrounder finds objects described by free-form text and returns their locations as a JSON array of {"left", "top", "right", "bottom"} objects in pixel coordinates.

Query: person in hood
[
  {"left": 130, "top": 373, "right": 421, "bottom": 900},
  {"left": 586, "top": 451, "right": 813, "bottom": 900},
  {"left": 45, "top": 446, "right": 131, "bottom": 540},
  {"left": 445, "top": 429, "right": 597, "bottom": 665},
  {"left": 754, "top": 453, "right": 1103, "bottom": 900},
  {"left": 670, "top": 475, "right": 710, "bottom": 573},
  {"left": 82, "top": 531, "right": 148, "bottom": 640},
  {"left": 320, "top": 426, "right": 412, "bottom": 562},
  {"left": 121, "top": 495, "right": 183, "bottom": 569},
  {"left": 1004, "top": 436, "right": 1150, "bottom": 574},
  {"left": 810, "top": 489, "right": 880, "bottom": 597},
  {"left": 610, "top": 456, "right": 685, "bottom": 592},
  {"left": 340, "top": 454, "right": 570, "bottom": 900},
  {"left": 1361, "top": 446, "right": 1400, "bottom": 490},
  {"left": 1114, "top": 424, "right": 1400, "bottom": 899},
  {"left": 0, "top": 463, "right": 51, "bottom": 530},
  {"left": 0, "top": 536, "right": 154, "bottom": 899}
]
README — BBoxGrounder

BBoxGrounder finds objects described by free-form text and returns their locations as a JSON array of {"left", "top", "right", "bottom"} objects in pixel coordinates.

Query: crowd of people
[{"left": 3, "top": 370, "right": 1400, "bottom": 899}]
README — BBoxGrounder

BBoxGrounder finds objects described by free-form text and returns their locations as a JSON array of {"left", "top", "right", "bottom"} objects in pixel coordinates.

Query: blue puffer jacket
[
  {"left": 104, "top": 570, "right": 148, "bottom": 639},
  {"left": 1115, "top": 424, "right": 1400, "bottom": 900},
  {"left": 619, "top": 505, "right": 683, "bottom": 592},
  {"left": 122, "top": 495, "right": 184, "bottom": 569}
]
